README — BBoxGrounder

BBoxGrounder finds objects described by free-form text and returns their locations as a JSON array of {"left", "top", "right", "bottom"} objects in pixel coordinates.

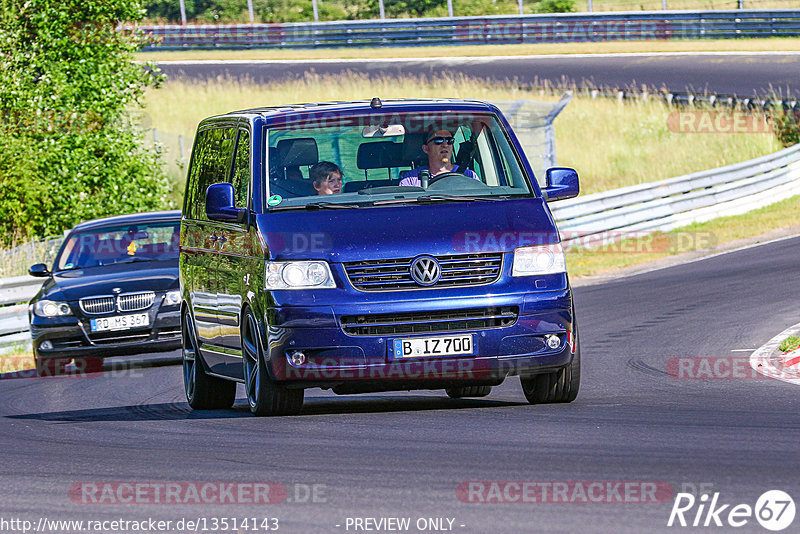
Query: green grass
[
  {"left": 0, "top": 347, "right": 34, "bottom": 374},
  {"left": 137, "top": 37, "right": 800, "bottom": 62},
  {"left": 565, "top": 193, "right": 800, "bottom": 277},
  {"left": 779, "top": 335, "right": 800, "bottom": 353},
  {"left": 142, "top": 74, "right": 781, "bottom": 196}
]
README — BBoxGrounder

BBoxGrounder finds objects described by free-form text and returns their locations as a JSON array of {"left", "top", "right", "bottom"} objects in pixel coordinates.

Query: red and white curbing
[{"left": 749, "top": 322, "right": 800, "bottom": 386}]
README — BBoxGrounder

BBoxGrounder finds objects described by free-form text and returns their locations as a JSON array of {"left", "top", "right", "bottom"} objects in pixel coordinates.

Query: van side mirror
[
  {"left": 206, "top": 183, "right": 248, "bottom": 224},
  {"left": 29, "top": 263, "right": 51, "bottom": 277},
  {"left": 542, "top": 167, "right": 580, "bottom": 202}
]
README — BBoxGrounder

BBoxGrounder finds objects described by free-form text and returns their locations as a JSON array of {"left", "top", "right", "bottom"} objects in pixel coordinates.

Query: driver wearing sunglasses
[{"left": 398, "top": 128, "right": 478, "bottom": 187}]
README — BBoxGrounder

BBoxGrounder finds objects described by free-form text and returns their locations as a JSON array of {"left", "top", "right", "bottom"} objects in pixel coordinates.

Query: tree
[{"left": 0, "top": 0, "right": 170, "bottom": 244}]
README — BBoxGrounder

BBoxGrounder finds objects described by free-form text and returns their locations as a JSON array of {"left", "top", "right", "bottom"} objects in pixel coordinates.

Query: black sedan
[{"left": 28, "top": 211, "right": 182, "bottom": 376}]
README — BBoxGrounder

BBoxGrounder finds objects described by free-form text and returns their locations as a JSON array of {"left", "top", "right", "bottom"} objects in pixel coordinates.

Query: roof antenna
[{"left": 370, "top": 97, "right": 382, "bottom": 109}]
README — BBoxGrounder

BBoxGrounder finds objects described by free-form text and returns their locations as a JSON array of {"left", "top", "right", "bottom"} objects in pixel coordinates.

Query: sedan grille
[
  {"left": 343, "top": 253, "right": 503, "bottom": 292},
  {"left": 118, "top": 291, "right": 155, "bottom": 312},
  {"left": 78, "top": 292, "right": 155, "bottom": 315},
  {"left": 79, "top": 296, "right": 115, "bottom": 315},
  {"left": 341, "top": 306, "right": 519, "bottom": 336}
]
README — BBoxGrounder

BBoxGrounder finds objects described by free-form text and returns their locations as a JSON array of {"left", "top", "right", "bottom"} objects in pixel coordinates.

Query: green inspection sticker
[{"left": 267, "top": 195, "right": 282, "bottom": 206}]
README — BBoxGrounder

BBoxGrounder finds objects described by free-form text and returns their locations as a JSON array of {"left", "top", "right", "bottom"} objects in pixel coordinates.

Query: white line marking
[
  {"left": 731, "top": 349, "right": 755, "bottom": 352},
  {"left": 150, "top": 51, "right": 800, "bottom": 66}
]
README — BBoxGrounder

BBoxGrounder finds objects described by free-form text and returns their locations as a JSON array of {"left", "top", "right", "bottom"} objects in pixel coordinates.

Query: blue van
[{"left": 180, "top": 98, "right": 580, "bottom": 415}]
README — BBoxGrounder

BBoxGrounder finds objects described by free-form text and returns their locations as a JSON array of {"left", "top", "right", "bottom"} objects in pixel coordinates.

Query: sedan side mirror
[
  {"left": 542, "top": 167, "right": 580, "bottom": 202},
  {"left": 29, "top": 263, "right": 51, "bottom": 277},
  {"left": 206, "top": 183, "right": 248, "bottom": 224}
]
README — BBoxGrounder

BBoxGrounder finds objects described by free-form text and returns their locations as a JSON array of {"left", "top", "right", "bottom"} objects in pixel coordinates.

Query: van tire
[
  {"left": 520, "top": 325, "right": 581, "bottom": 404},
  {"left": 242, "top": 311, "right": 304, "bottom": 416},
  {"left": 183, "top": 311, "right": 236, "bottom": 410},
  {"left": 445, "top": 385, "right": 492, "bottom": 398}
]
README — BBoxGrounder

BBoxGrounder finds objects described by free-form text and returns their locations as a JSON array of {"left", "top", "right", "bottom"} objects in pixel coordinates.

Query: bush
[
  {"left": 534, "top": 0, "right": 576, "bottom": 12},
  {"left": 0, "top": 0, "right": 171, "bottom": 245},
  {"left": 769, "top": 110, "right": 800, "bottom": 148}
]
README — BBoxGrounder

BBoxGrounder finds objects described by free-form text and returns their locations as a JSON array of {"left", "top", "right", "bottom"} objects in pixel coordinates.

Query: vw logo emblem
[{"left": 410, "top": 256, "right": 441, "bottom": 286}]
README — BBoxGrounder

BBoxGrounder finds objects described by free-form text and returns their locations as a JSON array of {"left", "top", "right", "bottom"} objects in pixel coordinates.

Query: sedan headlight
[
  {"left": 164, "top": 290, "right": 181, "bottom": 306},
  {"left": 512, "top": 244, "right": 567, "bottom": 277},
  {"left": 33, "top": 300, "right": 73, "bottom": 317},
  {"left": 266, "top": 261, "right": 336, "bottom": 290}
]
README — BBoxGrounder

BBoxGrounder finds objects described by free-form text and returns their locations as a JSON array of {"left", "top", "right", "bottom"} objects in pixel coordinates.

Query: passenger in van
[
  {"left": 310, "top": 161, "right": 343, "bottom": 195},
  {"left": 399, "top": 128, "right": 478, "bottom": 187}
]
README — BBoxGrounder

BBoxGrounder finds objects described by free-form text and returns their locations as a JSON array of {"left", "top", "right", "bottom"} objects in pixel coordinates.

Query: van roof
[{"left": 206, "top": 98, "right": 502, "bottom": 122}]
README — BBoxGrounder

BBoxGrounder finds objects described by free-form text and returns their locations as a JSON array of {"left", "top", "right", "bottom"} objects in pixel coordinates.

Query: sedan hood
[
  {"left": 256, "top": 198, "right": 559, "bottom": 262},
  {"left": 42, "top": 260, "right": 179, "bottom": 302}
]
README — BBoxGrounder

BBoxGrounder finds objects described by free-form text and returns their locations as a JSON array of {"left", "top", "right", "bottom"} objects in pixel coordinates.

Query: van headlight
[
  {"left": 33, "top": 300, "right": 73, "bottom": 317},
  {"left": 512, "top": 244, "right": 567, "bottom": 276},
  {"left": 266, "top": 261, "right": 336, "bottom": 289}
]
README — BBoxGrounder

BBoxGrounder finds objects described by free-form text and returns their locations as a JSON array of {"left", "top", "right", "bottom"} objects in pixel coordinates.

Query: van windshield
[{"left": 265, "top": 112, "right": 534, "bottom": 209}]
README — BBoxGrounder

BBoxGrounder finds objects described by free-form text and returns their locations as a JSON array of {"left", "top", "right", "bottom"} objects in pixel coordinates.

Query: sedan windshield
[
  {"left": 55, "top": 222, "right": 180, "bottom": 271},
  {"left": 265, "top": 111, "right": 533, "bottom": 210}
]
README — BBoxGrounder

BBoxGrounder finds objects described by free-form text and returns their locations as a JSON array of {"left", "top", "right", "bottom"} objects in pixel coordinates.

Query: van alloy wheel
[{"left": 242, "top": 311, "right": 303, "bottom": 416}]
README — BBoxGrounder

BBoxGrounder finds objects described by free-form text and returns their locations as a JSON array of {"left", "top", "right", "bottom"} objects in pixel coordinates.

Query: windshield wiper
[
  {"left": 270, "top": 201, "right": 362, "bottom": 211},
  {"left": 373, "top": 195, "right": 505, "bottom": 206},
  {"left": 114, "top": 257, "right": 155, "bottom": 264}
]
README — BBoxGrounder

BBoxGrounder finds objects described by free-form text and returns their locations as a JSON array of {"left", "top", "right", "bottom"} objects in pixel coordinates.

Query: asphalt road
[
  {"left": 157, "top": 53, "right": 800, "bottom": 97},
  {"left": 1, "top": 236, "right": 799, "bottom": 533}
]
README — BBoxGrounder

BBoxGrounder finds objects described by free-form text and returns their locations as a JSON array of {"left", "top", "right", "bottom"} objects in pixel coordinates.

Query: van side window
[
  {"left": 184, "top": 129, "right": 209, "bottom": 218},
  {"left": 191, "top": 127, "right": 236, "bottom": 220},
  {"left": 231, "top": 130, "right": 250, "bottom": 209}
]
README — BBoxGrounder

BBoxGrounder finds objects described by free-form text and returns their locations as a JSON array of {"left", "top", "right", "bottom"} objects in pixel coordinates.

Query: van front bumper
[{"left": 261, "top": 289, "right": 575, "bottom": 388}]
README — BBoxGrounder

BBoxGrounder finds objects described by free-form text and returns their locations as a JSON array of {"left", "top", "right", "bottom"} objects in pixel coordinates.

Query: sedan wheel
[{"left": 242, "top": 311, "right": 303, "bottom": 416}]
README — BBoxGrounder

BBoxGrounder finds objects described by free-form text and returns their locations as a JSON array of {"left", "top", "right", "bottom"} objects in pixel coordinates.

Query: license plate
[
  {"left": 90, "top": 313, "right": 150, "bottom": 332},
  {"left": 392, "top": 334, "right": 475, "bottom": 359}
]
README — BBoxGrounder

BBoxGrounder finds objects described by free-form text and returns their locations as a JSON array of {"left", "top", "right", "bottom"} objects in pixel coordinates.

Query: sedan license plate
[
  {"left": 90, "top": 313, "right": 149, "bottom": 332},
  {"left": 392, "top": 334, "right": 474, "bottom": 359}
]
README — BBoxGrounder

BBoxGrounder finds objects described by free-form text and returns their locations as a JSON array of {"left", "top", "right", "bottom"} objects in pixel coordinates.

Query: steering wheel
[{"left": 427, "top": 171, "right": 467, "bottom": 186}]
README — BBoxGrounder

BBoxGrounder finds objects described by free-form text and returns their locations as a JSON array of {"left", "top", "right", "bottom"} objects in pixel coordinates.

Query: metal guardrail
[
  {"left": 0, "top": 277, "right": 41, "bottom": 354},
  {"left": 138, "top": 10, "right": 800, "bottom": 50},
  {"left": 551, "top": 143, "right": 800, "bottom": 244}
]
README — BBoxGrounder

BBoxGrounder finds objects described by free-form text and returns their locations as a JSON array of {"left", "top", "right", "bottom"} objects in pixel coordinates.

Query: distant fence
[
  {"left": 0, "top": 236, "right": 62, "bottom": 354},
  {"left": 138, "top": 10, "right": 800, "bottom": 50},
  {"left": 551, "top": 143, "right": 800, "bottom": 244},
  {"left": 0, "top": 277, "right": 42, "bottom": 354}
]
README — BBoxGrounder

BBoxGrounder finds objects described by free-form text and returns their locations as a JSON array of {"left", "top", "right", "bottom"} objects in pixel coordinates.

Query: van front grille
[
  {"left": 341, "top": 306, "right": 518, "bottom": 336},
  {"left": 343, "top": 253, "right": 503, "bottom": 292}
]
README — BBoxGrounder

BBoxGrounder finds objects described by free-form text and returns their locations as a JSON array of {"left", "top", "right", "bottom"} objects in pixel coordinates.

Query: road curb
[{"left": 749, "top": 322, "right": 800, "bottom": 385}]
